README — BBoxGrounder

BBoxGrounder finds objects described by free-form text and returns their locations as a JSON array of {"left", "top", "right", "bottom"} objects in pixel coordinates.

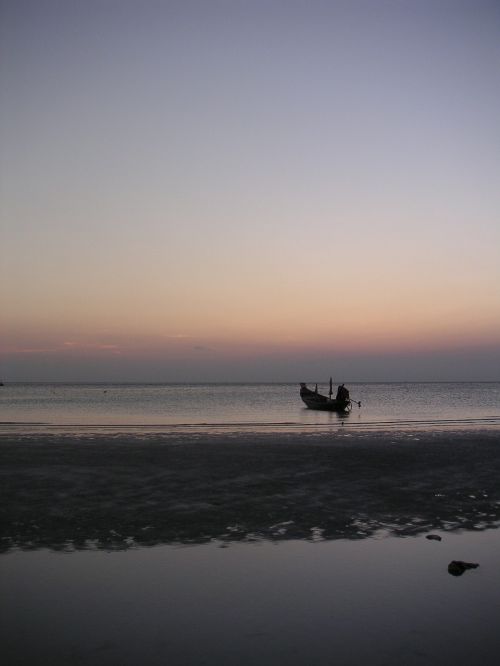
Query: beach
[
  {"left": 2, "top": 428, "right": 500, "bottom": 551},
  {"left": 2, "top": 427, "right": 500, "bottom": 665}
]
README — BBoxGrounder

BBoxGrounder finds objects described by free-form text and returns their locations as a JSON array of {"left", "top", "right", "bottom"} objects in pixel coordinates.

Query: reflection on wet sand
[{"left": 1, "top": 430, "right": 500, "bottom": 552}]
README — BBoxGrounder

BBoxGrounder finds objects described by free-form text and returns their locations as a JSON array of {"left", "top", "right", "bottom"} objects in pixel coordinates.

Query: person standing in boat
[{"left": 336, "top": 384, "right": 349, "bottom": 401}]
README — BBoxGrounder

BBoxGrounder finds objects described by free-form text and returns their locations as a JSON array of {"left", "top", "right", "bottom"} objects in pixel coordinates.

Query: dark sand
[{"left": 2, "top": 429, "right": 500, "bottom": 551}]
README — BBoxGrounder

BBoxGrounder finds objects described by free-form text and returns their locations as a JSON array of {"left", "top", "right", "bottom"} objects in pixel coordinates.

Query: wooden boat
[{"left": 299, "top": 379, "right": 352, "bottom": 412}]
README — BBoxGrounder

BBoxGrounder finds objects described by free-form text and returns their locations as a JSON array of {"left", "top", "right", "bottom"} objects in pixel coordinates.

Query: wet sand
[
  {"left": 2, "top": 428, "right": 500, "bottom": 551},
  {"left": 3, "top": 428, "right": 500, "bottom": 666}
]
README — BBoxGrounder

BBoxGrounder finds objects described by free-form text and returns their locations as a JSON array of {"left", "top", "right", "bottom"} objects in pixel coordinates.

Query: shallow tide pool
[{"left": 1, "top": 530, "right": 499, "bottom": 665}]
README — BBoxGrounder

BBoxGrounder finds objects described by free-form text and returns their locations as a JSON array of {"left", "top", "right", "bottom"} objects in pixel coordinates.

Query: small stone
[
  {"left": 426, "top": 534, "right": 442, "bottom": 541},
  {"left": 448, "top": 560, "right": 479, "bottom": 576}
]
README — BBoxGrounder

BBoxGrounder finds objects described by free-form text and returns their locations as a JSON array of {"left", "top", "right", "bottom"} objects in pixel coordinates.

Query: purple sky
[{"left": 1, "top": 1, "right": 499, "bottom": 381}]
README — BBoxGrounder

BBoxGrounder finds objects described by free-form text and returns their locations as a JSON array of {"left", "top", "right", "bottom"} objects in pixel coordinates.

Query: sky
[{"left": 1, "top": 0, "right": 499, "bottom": 382}]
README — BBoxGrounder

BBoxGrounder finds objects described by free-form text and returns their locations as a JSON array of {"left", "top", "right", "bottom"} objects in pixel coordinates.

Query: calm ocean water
[{"left": 1, "top": 382, "right": 499, "bottom": 433}]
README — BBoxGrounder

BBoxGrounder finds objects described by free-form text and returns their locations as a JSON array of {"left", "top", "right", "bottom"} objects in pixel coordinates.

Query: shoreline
[
  {"left": 2, "top": 429, "right": 500, "bottom": 552},
  {"left": 1, "top": 416, "right": 499, "bottom": 437}
]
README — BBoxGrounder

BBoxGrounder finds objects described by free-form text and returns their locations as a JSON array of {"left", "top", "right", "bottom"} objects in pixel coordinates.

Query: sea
[{"left": 1, "top": 381, "right": 499, "bottom": 434}]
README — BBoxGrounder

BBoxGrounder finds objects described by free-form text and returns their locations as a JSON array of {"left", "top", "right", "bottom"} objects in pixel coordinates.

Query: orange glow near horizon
[
  {"left": 3, "top": 311, "right": 499, "bottom": 361},
  {"left": 4, "top": 241, "right": 499, "bottom": 361}
]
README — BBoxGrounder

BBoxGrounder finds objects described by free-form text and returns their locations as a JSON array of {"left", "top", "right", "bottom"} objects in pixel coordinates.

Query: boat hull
[{"left": 300, "top": 386, "right": 351, "bottom": 412}]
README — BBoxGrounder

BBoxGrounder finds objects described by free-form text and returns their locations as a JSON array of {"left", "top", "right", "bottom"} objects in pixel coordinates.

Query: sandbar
[{"left": 2, "top": 428, "right": 500, "bottom": 551}]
